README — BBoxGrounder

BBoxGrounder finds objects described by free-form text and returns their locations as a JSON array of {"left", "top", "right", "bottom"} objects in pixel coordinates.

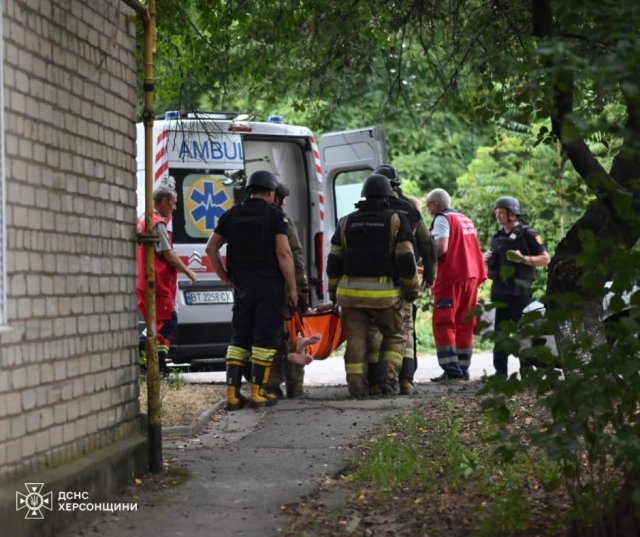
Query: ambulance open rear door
[{"left": 319, "top": 126, "right": 388, "bottom": 295}]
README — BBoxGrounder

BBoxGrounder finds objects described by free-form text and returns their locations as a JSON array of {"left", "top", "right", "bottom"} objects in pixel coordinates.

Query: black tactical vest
[
  {"left": 343, "top": 200, "right": 397, "bottom": 277},
  {"left": 388, "top": 195, "right": 420, "bottom": 226},
  {"left": 489, "top": 225, "right": 536, "bottom": 286},
  {"left": 388, "top": 196, "right": 419, "bottom": 254},
  {"left": 226, "top": 200, "right": 278, "bottom": 271}
]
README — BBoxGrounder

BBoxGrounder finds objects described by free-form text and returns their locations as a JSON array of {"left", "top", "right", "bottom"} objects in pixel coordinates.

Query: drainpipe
[
  {"left": 0, "top": 0, "right": 7, "bottom": 332},
  {"left": 123, "top": 0, "right": 163, "bottom": 474}
]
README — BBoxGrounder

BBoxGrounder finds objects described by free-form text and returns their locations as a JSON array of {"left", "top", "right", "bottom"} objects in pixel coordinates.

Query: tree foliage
[{"left": 144, "top": 1, "right": 640, "bottom": 531}]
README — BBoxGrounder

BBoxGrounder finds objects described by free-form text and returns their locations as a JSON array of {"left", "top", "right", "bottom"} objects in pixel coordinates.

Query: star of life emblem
[{"left": 16, "top": 483, "right": 53, "bottom": 519}]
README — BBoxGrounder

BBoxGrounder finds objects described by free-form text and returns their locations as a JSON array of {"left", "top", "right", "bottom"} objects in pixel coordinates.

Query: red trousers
[{"left": 432, "top": 278, "right": 480, "bottom": 373}]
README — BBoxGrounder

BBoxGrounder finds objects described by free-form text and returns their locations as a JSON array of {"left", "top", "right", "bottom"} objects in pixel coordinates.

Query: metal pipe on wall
[{"left": 122, "top": 0, "right": 163, "bottom": 474}]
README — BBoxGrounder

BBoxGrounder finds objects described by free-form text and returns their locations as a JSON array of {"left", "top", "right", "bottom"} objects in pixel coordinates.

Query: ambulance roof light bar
[{"left": 156, "top": 111, "right": 245, "bottom": 121}]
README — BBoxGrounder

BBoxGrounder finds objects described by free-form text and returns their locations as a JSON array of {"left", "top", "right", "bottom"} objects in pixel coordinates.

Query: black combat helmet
[
  {"left": 275, "top": 182, "right": 290, "bottom": 199},
  {"left": 246, "top": 170, "right": 277, "bottom": 192},
  {"left": 361, "top": 173, "right": 395, "bottom": 198},
  {"left": 374, "top": 165, "right": 400, "bottom": 187},
  {"left": 494, "top": 196, "right": 521, "bottom": 216}
]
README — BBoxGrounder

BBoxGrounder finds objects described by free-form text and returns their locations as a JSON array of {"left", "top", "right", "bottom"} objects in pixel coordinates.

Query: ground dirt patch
[
  {"left": 282, "top": 385, "right": 570, "bottom": 537},
  {"left": 139, "top": 380, "right": 225, "bottom": 427}
]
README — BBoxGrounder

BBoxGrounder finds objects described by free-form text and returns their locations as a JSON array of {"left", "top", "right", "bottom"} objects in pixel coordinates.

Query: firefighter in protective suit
[
  {"left": 368, "top": 165, "right": 437, "bottom": 395},
  {"left": 206, "top": 170, "right": 298, "bottom": 410},
  {"left": 265, "top": 182, "right": 311, "bottom": 398},
  {"left": 327, "top": 173, "right": 420, "bottom": 397}
]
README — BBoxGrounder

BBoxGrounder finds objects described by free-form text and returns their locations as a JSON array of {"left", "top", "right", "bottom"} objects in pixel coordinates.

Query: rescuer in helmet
[
  {"left": 327, "top": 173, "right": 420, "bottom": 397},
  {"left": 206, "top": 170, "right": 298, "bottom": 410},
  {"left": 369, "top": 165, "right": 437, "bottom": 395},
  {"left": 484, "top": 196, "right": 550, "bottom": 378},
  {"left": 265, "top": 182, "right": 311, "bottom": 399}
]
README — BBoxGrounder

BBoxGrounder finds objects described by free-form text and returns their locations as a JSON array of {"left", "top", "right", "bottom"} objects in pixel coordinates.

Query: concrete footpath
[
  {"left": 180, "top": 352, "right": 509, "bottom": 385},
  {"left": 58, "top": 381, "right": 482, "bottom": 537}
]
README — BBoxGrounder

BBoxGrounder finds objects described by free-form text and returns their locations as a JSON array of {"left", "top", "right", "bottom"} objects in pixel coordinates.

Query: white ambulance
[{"left": 136, "top": 111, "right": 387, "bottom": 368}]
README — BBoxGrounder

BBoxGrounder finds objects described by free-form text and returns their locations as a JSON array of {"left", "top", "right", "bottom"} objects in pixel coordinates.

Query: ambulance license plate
[{"left": 185, "top": 290, "right": 234, "bottom": 305}]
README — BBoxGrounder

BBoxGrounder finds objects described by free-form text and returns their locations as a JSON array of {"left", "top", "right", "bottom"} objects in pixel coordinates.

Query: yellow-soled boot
[
  {"left": 227, "top": 386, "right": 247, "bottom": 411},
  {"left": 250, "top": 383, "right": 278, "bottom": 408},
  {"left": 225, "top": 349, "right": 250, "bottom": 411},
  {"left": 226, "top": 362, "right": 248, "bottom": 411},
  {"left": 249, "top": 358, "right": 278, "bottom": 408}
]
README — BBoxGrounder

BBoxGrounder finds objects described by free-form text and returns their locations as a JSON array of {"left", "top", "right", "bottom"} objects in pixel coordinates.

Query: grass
[
  {"left": 285, "top": 389, "right": 570, "bottom": 537},
  {"left": 138, "top": 374, "right": 225, "bottom": 427},
  {"left": 357, "top": 396, "right": 567, "bottom": 535}
]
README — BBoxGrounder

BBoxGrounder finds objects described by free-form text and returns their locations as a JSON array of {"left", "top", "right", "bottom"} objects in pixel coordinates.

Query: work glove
[{"left": 506, "top": 249, "right": 526, "bottom": 264}]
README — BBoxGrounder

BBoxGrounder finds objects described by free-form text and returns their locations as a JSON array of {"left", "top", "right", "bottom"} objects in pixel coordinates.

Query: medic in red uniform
[
  {"left": 137, "top": 186, "right": 197, "bottom": 376},
  {"left": 425, "top": 188, "right": 486, "bottom": 380}
]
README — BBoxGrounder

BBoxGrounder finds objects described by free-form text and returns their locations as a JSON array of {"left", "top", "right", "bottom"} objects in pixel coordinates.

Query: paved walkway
[{"left": 59, "top": 381, "right": 481, "bottom": 537}]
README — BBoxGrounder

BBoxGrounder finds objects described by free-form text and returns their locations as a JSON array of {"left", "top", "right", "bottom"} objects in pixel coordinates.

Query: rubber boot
[
  {"left": 285, "top": 360, "right": 305, "bottom": 398},
  {"left": 380, "top": 359, "right": 401, "bottom": 395},
  {"left": 226, "top": 363, "right": 248, "bottom": 411},
  {"left": 250, "top": 361, "right": 278, "bottom": 408},
  {"left": 400, "top": 378, "right": 417, "bottom": 395},
  {"left": 286, "top": 383, "right": 304, "bottom": 398},
  {"left": 346, "top": 373, "right": 369, "bottom": 398},
  {"left": 265, "top": 344, "right": 286, "bottom": 398}
]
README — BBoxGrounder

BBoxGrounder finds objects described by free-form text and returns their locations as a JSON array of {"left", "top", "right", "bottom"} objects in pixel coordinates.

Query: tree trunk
[{"left": 532, "top": 2, "right": 640, "bottom": 534}]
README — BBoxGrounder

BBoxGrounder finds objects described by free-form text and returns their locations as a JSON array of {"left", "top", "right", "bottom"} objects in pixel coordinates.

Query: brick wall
[{"left": 0, "top": 0, "right": 140, "bottom": 480}]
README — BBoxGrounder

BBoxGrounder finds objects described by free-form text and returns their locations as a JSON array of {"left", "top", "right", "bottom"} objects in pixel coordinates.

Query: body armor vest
[
  {"left": 226, "top": 200, "right": 278, "bottom": 271},
  {"left": 343, "top": 201, "right": 396, "bottom": 277},
  {"left": 489, "top": 225, "right": 536, "bottom": 284},
  {"left": 388, "top": 195, "right": 419, "bottom": 256}
]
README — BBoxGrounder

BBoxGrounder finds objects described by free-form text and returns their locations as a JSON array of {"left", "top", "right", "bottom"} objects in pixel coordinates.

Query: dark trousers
[
  {"left": 230, "top": 272, "right": 285, "bottom": 350},
  {"left": 491, "top": 291, "right": 532, "bottom": 375}
]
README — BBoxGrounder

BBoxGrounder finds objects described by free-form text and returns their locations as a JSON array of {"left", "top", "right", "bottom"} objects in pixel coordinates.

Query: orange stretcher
[{"left": 286, "top": 306, "right": 346, "bottom": 360}]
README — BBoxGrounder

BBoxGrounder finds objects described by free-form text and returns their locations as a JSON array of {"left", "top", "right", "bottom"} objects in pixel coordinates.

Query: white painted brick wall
[{"left": 0, "top": 0, "right": 140, "bottom": 481}]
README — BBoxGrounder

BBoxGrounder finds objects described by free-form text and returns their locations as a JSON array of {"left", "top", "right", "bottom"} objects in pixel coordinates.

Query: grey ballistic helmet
[
  {"left": 361, "top": 173, "right": 395, "bottom": 198},
  {"left": 275, "top": 182, "right": 290, "bottom": 199},
  {"left": 494, "top": 196, "right": 521, "bottom": 216},
  {"left": 374, "top": 165, "right": 400, "bottom": 187},
  {"left": 246, "top": 170, "right": 277, "bottom": 192}
]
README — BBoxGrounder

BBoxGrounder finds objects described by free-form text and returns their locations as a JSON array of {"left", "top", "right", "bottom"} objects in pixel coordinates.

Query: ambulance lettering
[{"left": 178, "top": 140, "right": 244, "bottom": 164}]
